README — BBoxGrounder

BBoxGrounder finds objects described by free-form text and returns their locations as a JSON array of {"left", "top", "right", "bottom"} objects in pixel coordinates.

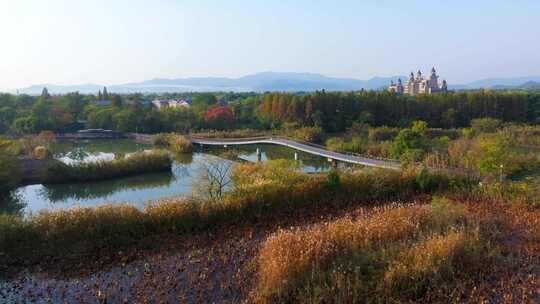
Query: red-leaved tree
[{"left": 204, "top": 106, "right": 235, "bottom": 130}]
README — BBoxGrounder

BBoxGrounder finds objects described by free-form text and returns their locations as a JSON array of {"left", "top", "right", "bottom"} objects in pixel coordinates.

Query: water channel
[{"left": 2, "top": 139, "right": 346, "bottom": 216}]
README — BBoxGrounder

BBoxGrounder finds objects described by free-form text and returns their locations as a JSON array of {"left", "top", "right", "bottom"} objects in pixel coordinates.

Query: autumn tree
[{"left": 204, "top": 106, "right": 235, "bottom": 130}]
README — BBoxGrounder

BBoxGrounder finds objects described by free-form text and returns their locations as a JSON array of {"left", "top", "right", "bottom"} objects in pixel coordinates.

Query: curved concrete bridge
[{"left": 189, "top": 136, "right": 401, "bottom": 170}]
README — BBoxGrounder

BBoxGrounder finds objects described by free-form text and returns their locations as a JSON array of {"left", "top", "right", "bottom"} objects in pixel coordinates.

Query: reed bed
[
  {"left": 44, "top": 150, "right": 172, "bottom": 184},
  {"left": 253, "top": 197, "right": 500, "bottom": 303},
  {"left": 0, "top": 168, "right": 464, "bottom": 264}
]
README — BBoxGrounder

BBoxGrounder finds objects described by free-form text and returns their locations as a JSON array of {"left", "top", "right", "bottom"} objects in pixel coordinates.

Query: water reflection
[
  {"left": 0, "top": 191, "right": 26, "bottom": 216},
  {"left": 173, "top": 153, "right": 194, "bottom": 165},
  {"left": 5, "top": 140, "right": 344, "bottom": 216},
  {"left": 39, "top": 172, "right": 176, "bottom": 203},
  {"left": 210, "top": 144, "right": 334, "bottom": 172}
]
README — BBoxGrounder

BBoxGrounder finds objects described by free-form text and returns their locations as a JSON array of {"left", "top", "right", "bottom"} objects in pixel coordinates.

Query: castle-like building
[{"left": 388, "top": 67, "right": 448, "bottom": 96}]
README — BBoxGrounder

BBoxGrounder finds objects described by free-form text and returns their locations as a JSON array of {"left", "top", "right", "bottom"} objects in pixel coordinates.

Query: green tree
[
  {"left": 40, "top": 87, "right": 50, "bottom": 99},
  {"left": 391, "top": 121, "right": 429, "bottom": 161},
  {"left": 191, "top": 93, "right": 218, "bottom": 117},
  {"left": 0, "top": 139, "right": 21, "bottom": 193},
  {"left": 114, "top": 109, "right": 137, "bottom": 132},
  {"left": 475, "top": 134, "right": 513, "bottom": 175},
  {"left": 111, "top": 95, "right": 123, "bottom": 108}
]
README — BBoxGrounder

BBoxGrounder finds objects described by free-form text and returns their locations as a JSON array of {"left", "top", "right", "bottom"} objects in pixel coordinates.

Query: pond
[{"left": 2, "top": 139, "right": 347, "bottom": 216}]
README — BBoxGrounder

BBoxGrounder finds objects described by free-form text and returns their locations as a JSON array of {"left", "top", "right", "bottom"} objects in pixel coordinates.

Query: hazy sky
[{"left": 1, "top": 0, "right": 539, "bottom": 91}]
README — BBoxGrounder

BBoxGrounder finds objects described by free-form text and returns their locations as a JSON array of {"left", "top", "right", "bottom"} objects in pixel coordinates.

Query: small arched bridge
[{"left": 189, "top": 136, "right": 401, "bottom": 170}]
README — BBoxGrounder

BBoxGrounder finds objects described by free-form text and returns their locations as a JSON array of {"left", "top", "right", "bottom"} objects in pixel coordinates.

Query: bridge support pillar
[
  {"left": 294, "top": 152, "right": 298, "bottom": 161},
  {"left": 328, "top": 158, "right": 338, "bottom": 168},
  {"left": 256, "top": 147, "right": 262, "bottom": 162}
]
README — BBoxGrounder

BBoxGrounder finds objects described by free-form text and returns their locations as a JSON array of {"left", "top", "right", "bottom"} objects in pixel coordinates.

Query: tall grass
[
  {"left": 44, "top": 150, "right": 172, "bottom": 184},
  {"left": 0, "top": 167, "right": 466, "bottom": 264},
  {"left": 153, "top": 133, "right": 193, "bottom": 153},
  {"left": 254, "top": 197, "right": 499, "bottom": 303}
]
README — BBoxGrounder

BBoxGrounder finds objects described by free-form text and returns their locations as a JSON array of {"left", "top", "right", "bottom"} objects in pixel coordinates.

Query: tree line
[
  {"left": 256, "top": 90, "right": 539, "bottom": 131},
  {"left": 0, "top": 90, "right": 539, "bottom": 135}
]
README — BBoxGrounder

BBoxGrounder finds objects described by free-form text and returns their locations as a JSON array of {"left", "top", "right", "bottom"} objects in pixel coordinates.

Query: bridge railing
[{"left": 188, "top": 135, "right": 401, "bottom": 165}]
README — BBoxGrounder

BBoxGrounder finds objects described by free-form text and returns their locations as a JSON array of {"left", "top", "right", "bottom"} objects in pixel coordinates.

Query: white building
[
  {"left": 388, "top": 67, "right": 448, "bottom": 96},
  {"left": 152, "top": 99, "right": 191, "bottom": 110}
]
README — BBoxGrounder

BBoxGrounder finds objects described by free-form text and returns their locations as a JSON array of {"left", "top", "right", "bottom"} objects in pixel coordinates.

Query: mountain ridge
[{"left": 13, "top": 72, "right": 540, "bottom": 95}]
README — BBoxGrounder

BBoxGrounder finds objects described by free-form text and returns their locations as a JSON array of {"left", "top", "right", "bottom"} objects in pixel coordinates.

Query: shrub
[
  {"left": 346, "top": 122, "right": 369, "bottom": 138},
  {"left": 168, "top": 134, "right": 193, "bottom": 153},
  {"left": 38, "top": 130, "right": 56, "bottom": 146},
  {"left": 152, "top": 133, "right": 172, "bottom": 146},
  {"left": 425, "top": 128, "right": 461, "bottom": 140},
  {"left": 369, "top": 126, "right": 399, "bottom": 142},
  {"left": 471, "top": 133, "right": 515, "bottom": 175},
  {"left": 366, "top": 141, "right": 392, "bottom": 158},
  {"left": 326, "top": 137, "right": 366, "bottom": 154},
  {"left": 33, "top": 146, "right": 51, "bottom": 160},
  {"left": 391, "top": 126, "right": 428, "bottom": 160},
  {"left": 292, "top": 126, "right": 324, "bottom": 143},
  {"left": 326, "top": 169, "right": 341, "bottom": 192},
  {"left": 153, "top": 133, "right": 193, "bottom": 153},
  {"left": 400, "top": 148, "right": 425, "bottom": 165},
  {"left": 471, "top": 117, "right": 502, "bottom": 134},
  {"left": 415, "top": 167, "right": 439, "bottom": 191},
  {"left": 462, "top": 128, "right": 474, "bottom": 139},
  {"left": 325, "top": 137, "right": 345, "bottom": 152}
]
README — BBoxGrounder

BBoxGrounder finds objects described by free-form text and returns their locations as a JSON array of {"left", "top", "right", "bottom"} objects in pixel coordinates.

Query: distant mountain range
[
  {"left": 13, "top": 72, "right": 540, "bottom": 95},
  {"left": 15, "top": 72, "right": 405, "bottom": 95}
]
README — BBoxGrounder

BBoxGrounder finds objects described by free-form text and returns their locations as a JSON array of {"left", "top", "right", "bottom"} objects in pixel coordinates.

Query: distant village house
[{"left": 152, "top": 99, "right": 191, "bottom": 110}]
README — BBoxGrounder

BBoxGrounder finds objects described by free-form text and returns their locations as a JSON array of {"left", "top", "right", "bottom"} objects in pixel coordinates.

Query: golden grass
[
  {"left": 169, "top": 134, "right": 193, "bottom": 153},
  {"left": 254, "top": 198, "right": 499, "bottom": 303},
  {"left": 0, "top": 166, "right": 468, "bottom": 268},
  {"left": 383, "top": 231, "right": 483, "bottom": 299}
]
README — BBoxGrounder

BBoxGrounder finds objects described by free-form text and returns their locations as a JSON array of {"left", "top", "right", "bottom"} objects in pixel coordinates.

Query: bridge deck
[{"left": 189, "top": 136, "right": 401, "bottom": 170}]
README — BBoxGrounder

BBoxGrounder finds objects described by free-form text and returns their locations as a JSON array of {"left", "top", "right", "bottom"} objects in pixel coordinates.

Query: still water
[{"left": 3, "top": 140, "right": 339, "bottom": 216}]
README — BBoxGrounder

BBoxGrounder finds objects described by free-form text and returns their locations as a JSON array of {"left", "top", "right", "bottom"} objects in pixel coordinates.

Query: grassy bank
[
  {"left": 253, "top": 197, "right": 502, "bottom": 303},
  {"left": 0, "top": 167, "right": 469, "bottom": 266},
  {"left": 43, "top": 150, "right": 172, "bottom": 184}
]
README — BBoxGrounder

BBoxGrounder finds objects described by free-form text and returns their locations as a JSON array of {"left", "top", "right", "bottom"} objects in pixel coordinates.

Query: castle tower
[
  {"left": 441, "top": 80, "right": 448, "bottom": 93},
  {"left": 396, "top": 78, "right": 403, "bottom": 93},
  {"left": 429, "top": 67, "right": 439, "bottom": 92}
]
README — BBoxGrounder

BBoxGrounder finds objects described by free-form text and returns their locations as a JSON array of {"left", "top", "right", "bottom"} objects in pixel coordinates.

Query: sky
[{"left": 0, "top": 0, "right": 539, "bottom": 91}]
